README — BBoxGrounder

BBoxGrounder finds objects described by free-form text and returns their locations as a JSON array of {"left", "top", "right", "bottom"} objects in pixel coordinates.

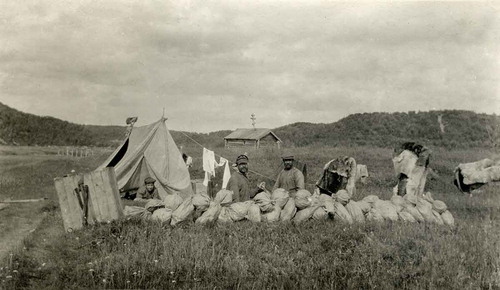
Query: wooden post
[{"left": 84, "top": 168, "right": 124, "bottom": 223}]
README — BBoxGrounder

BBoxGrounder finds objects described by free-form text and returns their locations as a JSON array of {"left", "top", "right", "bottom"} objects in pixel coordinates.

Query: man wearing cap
[
  {"left": 135, "top": 177, "right": 160, "bottom": 201},
  {"left": 227, "top": 155, "right": 264, "bottom": 202},
  {"left": 273, "top": 154, "right": 305, "bottom": 195}
]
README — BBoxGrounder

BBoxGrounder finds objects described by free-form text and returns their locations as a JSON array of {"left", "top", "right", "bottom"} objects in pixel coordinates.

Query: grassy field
[{"left": 1, "top": 144, "right": 500, "bottom": 289}]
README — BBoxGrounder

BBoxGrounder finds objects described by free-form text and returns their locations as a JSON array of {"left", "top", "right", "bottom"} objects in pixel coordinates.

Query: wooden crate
[
  {"left": 54, "top": 174, "right": 94, "bottom": 232},
  {"left": 84, "top": 168, "right": 124, "bottom": 223}
]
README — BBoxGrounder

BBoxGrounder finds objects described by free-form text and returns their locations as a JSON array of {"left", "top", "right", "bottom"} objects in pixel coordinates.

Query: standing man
[
  {"left": 227, "top": 155, "right": 264, "bottom": 202},
  {"left": 273, "top": 154, "right": 305, "bottom": 196},
  {"left": 393, "top": 142, "right": 431, "bottom": 197}
]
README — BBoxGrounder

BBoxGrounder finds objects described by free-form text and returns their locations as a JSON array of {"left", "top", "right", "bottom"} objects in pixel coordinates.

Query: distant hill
[
  {"left": 0, "top": 102, "right": 99, "bottom": 146},
  {"left": 274, "top": 110, "right": 500, "bottom": 149},
  {"left": 1, "top": 102, "right": 498, "bottom": 149},
  {"left": 0, "top": 102, "right": 231, "bottom": 148}
]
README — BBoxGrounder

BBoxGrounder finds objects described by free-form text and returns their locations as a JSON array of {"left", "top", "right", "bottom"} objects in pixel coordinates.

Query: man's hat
[
  {"left": 235, "top": 154, "right": 249, "bottom": 165},
  {"left": 281, "top": 153, "right": 294, "bottom": 160},
  {"left": 144, "top": 177, "right": 156, "bottom": 184}
]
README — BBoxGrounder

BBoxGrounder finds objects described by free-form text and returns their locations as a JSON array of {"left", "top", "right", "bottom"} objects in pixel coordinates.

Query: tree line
[{"left": 1, "top": 102, "right": 498, "bottom": 149}]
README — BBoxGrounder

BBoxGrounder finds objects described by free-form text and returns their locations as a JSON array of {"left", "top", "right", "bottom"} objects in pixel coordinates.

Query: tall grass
[{"left": 1, "top": 145, "right": 500, "bottom": 289}]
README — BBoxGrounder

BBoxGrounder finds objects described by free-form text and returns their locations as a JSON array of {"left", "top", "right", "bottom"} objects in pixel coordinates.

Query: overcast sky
[{"left": 0, "top": 1, "right": 499, "bottom": 132}]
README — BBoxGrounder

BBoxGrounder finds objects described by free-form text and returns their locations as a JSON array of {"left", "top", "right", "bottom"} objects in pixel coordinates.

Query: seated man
[
  {"left": 135, "top": 177, "right": 160, "bottom": 201},
  {"left": 273, "top": 154, "right": 305, "bottom": 196},
  {"left": 227, "top": 155, "right": 264, "bottom": 202}
]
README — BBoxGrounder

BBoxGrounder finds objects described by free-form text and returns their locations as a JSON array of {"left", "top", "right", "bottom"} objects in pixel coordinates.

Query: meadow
[{"left": 1, "top": 144, "right": 499, "bottom": 289}]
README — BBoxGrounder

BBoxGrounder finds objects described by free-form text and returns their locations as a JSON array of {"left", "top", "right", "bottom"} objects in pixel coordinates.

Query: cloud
[{"left": 0, "top": 1, "right": 498, "bottom": 132}]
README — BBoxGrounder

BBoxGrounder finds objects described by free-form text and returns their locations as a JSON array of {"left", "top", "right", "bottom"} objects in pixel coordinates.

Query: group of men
[
  {"left": 136, "top": 141, "right": 431, "bottom": 203},
  {"left": 136, "top": 153, "right": 306, "bottom": 202},
  {"left": 226, "top": 154, "right": 305, "bottom": 202}
]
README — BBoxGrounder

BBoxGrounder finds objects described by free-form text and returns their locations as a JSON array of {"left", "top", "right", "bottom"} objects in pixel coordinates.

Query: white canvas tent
[{"left": 97, "top": 118, "right": 193, "bottom": 200}]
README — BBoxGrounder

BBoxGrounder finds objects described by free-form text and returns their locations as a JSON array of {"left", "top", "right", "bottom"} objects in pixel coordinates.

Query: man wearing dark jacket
[{"left": 227, "top": 155, "right": 264, "bottom": 202}]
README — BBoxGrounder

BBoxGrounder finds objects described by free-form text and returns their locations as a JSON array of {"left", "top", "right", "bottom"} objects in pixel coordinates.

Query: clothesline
[{"left": 178, "top": 131, "right": 278, "bottom": 183}]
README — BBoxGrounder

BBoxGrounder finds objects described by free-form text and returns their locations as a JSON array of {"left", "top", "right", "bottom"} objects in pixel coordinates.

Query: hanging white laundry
[
  {"left": 203, "top": 148, "right": 217, "bottom": 186},
  {"left": 219, "top": 157, "right": 231, "bottom": 189}
]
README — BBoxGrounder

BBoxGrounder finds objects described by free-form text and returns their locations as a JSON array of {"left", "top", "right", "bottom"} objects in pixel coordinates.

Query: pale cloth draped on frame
[{"left": 202, "top": 148, "right": 231, "bottom": 188}]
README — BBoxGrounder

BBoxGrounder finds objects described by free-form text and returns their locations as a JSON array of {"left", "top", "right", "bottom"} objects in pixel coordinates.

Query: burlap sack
[
  {"left": 263, "top": 204, "right": 282, "bottom": 222},
  {"left": 170, "top": 197, "right": 194, "bottom": 226},
  {"left": 432, "top": 210, "right": 444, "bottom": 225},
  {"left": 432, "top": 200, "right": 447, "bottom": 214},
  {"left": 366, "top": 208, "right": 384, "bottom": 222},
  {"left": 293, "top": 206, "right": 319, "bottom": 223},
  {"left": 416, "top": 199, "right": 436, "bottom": 223},
  {"left": 214, "top": 189, "right": 234, "bottom": 205},
  {"left": 163, "top": 194, "right": 184, "bottom": 211},
  {"left": 391, "top": 195, "right": 405, "bottom": 208},
  {"left": 345, "top": 201, "right": 365, "bottom": 223},
  {"left": 441, "top": 210, "right": 455, "bottom": 227},
  {"left": 151, "top": 208, "right": 172, "bottom": 223},
  {"left": 373, "top": 200, "right": 398, "bottom": 221},
  {"left": 254, "top": 191, "right": 275, "bottom": 212},
  {"left": 363, "top": 195, "right": 380, "bottom": 204},
  {"left": 319, "top": 194, "right": 336, "bottom": 215},
  {"left": 227, "top": 202, "right": 252, "bottom": 222},
  {"left": 295, "top": 189, "right": 313, "bottom": 210},
  {"left": 217, "top": 207, "right": 233, "bottom": 223},
  {"left": 195, "top": 202, "right": 222, "bottom": 224},
  {"left": 333, "top": 201, "right": 353, "bottom": 224},
  {"left": 312, "top": 207, "right": 328, "bottom": 220},
  {"left": 280, "top": 198, "right": 297, "bottom": 221},
  {"left": 402, "top": 205, "right": 425, "bottom": 223},
  {"left": 335, "top": 190, "right": 350, "bottom": 206},
  {"left": 192, "top": 192, "right": 211, "bottom": 211},
  {"left": 398, "top": 211, "right": 416, "bottom": 223},
  {"left": 124, "top": 206, "right": 147, "bottom": 217},
  {"left": 246, "top": 203, "right": 262, "bottom": 222},
  {"left": 356, "top": 200, "right": 372, "bottom": 214},
  {"left": 271, "top": 188, "right": 290, "bottom": 208},
  {"left": 145, "top": 199, "right": 165, "bottom": 213}
]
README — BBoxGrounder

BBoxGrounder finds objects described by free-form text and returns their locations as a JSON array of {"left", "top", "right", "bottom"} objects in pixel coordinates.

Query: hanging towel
[
  {"left": 203, "top": 148, "right": 217, "bottom": 186},
  {"left": 219, "top": 157, "right": 231, "bottom": 189}
]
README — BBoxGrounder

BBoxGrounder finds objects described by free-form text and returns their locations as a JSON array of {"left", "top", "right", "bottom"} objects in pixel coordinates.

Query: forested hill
[
  {"left": 1, "top": 102, "right": 499, "bottom": 149},
  {"left": 0, "top": 102, "right": 124, "bottom": 146},
  {"left": 274, "top": 110, "right": 500, "bottom": 149},
  {"left": 0, "top": 102, "right": 230, "bottom": 147}
]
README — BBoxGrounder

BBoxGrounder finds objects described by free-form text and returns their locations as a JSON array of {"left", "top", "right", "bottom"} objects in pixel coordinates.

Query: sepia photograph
[{"left": 0, "top": 0, "right": 499, "bottom": 288}]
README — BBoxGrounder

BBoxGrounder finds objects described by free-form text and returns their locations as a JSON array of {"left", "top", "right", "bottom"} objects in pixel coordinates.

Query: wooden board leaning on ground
[{"left": 54, "top": 168, "right": 124, "bottom": 232}]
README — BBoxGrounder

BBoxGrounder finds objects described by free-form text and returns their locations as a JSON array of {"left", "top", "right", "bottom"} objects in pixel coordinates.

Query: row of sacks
[
  {"left": 335, "top": 190, "right": 455, "bottom": 226},
  {"left": 124, "top": 188, "right": 455, "bottom": 227},
  {"left": 124, "top": 193, "right": 195, "bottom": 226}
]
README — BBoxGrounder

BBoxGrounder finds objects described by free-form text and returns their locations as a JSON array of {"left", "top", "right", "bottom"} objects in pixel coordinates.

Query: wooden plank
[
  {"left": 103, "top": 168, "right": 124, "bottom": 219},
  {"left": 54, "top": 175, "right": 84, "bottom": 232},
  {"left": 85, "top": 171, "right": 104, "bottom": 222},
  {"left": 63, "top": 176, "right": 86, "bottom": 231},
  {"left": 85, "top": 168, "right": 123, "bottom": 223}
]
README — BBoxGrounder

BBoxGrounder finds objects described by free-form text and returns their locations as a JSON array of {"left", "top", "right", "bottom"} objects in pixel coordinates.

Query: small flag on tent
[{"left": 126, "top": 117, "right": 138, "bottom": 125}]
